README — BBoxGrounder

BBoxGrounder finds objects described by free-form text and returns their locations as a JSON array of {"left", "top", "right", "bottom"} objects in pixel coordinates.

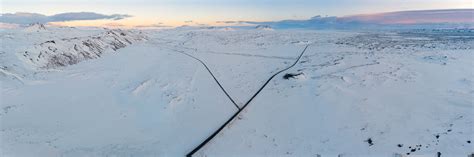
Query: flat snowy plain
[{"left": 1, "top": 25, "right": 473, "bottom": 157}]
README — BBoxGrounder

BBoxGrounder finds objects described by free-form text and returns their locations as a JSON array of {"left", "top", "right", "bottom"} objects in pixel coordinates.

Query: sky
[{"left": 1, "top": 0, "right": 473, "bottom": 26}]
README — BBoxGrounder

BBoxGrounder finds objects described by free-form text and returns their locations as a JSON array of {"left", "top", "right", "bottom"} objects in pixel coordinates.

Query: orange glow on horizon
[{"left": 48, "top": 16, "right": 250, "bottom": 28}]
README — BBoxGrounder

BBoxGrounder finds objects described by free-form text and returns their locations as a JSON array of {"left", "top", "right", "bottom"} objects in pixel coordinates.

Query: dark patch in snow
[
  {"left": 437, "top": 152, "right": 442, "bottom": 157},
  {"left": 283, "top": 72, "right": 303, "bottom": 79},
  {"left": 1, "top": 104, "right": 22, "bottom": 116},
  {"left": 44, "top": 40, "right": 56, "bottom": 44},
  {"left": 404, "top": 144, "right": 426, "bottom": 154},
  {"left": 365, "top": 138, "right": 374, "bottom": 146}
]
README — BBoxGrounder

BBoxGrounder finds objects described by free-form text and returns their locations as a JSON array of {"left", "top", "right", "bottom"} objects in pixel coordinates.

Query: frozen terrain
[{"left": 1, "top": 25, "right": 473, "bottom": 157}]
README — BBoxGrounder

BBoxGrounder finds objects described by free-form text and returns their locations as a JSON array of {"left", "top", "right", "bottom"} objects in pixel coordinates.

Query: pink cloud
[{"left": 342, "top": 9, "right": 474, "bottom": 24}]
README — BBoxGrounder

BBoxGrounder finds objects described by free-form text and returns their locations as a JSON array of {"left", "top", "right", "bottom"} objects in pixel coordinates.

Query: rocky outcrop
[
  {"left": 23, "top": 29, "right": 147, "bottom": 68},
  {"left": 255, "top": 25, "right": 273, "bottom": 30},
  {"left": 24, "top": 23, "right": 47, "bottom": 32}
]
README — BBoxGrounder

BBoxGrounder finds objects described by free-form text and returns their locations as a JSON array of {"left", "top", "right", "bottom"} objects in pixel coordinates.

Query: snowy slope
[
  {"left": 0, "top": 25, "right": 148, "bottom": 94},
  {"left": 198, "top": 41, "right": 473, "bottom": 157},
  {"left": 154, "top": 29, "right": 473, "bottom": 156},
  {"left": 1, "top": 38, "right": 236, "bottom": 157},
  {"left": 1, "top": 26, "right": 473, "bottom": 157}
]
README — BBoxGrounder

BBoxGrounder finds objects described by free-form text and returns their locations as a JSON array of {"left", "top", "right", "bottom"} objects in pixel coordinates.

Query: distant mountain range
[
  {"left": 0, "top": 12, "right": 131, "bottom": 25},
  {"left": 247, "top": 9, "right": 474, "bottom": 29}
]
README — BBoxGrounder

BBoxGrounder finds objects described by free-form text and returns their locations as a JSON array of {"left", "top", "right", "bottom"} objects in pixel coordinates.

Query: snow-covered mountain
[
  {"left": 23, "top": 29, "right": 147, "bottom": 68},
  {"left": 24, "top": 23, "right": 47, "bottom": 32}
]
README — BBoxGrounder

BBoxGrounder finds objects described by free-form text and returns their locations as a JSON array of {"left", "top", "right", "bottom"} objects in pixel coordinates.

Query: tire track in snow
[{"left": 187, "top": 45, "right": 310, "bottom": 157}]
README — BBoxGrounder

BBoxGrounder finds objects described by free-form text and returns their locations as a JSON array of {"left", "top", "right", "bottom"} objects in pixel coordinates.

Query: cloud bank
[
  {"left": 248, "top": 9, "right": 474, "bottom": 29},
  {"left": 342, "top": 9, "right": 474, "bottom": 24},
  {"left": 0, "top": 12, "right": 132, "bottom": 25}
]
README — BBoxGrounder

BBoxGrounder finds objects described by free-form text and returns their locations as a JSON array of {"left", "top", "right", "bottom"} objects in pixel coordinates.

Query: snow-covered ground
[{"left": 1, "top": 26, "right": 473, "bottom": 157}]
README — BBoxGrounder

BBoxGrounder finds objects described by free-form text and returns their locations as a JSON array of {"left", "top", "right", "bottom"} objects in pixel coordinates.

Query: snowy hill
[
  {"left": 0, "top": 25, "right": 147, "bottom": 88},
  {"left": 24, "top": 23, "right": 47, "bottom": 32},
  {"left": 23, "top": 29, "right": 147, "bottom": 68},
  {"left": 255, "top": 25, "right": 274, "bottom": 30}
]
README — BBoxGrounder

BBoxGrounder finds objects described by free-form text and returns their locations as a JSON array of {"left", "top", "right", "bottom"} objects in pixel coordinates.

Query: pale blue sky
[{"left": 1, "top": 0, "right": 472, "bottom": 26}]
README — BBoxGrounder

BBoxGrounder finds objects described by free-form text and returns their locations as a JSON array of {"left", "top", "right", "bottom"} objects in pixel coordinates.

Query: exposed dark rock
[
  {"left": 365, "top": 138, "right": 374, "bottom": 146},
  {"left": 283, "top": 72, "right": 304, "bottom": 79}
]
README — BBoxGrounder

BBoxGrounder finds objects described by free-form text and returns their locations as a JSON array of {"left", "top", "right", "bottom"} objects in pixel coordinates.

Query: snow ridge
[
  {"left": 24, "top": 23, "right": 47, "bottom": 32},
  {"left": 22, "top": 29, "right": 147, "bottom": 68}
]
